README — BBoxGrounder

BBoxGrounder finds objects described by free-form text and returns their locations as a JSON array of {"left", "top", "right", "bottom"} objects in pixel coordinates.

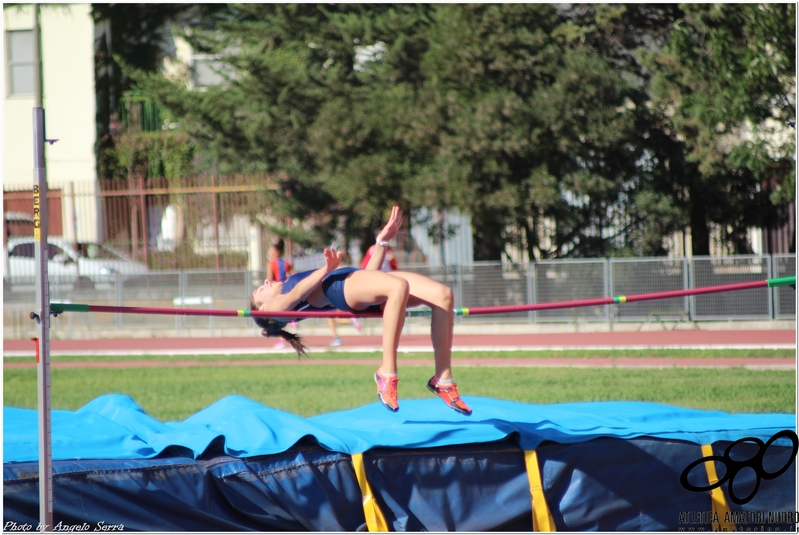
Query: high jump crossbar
[{"left": 50, "top": 276, "right": 795, "bottom": 320}]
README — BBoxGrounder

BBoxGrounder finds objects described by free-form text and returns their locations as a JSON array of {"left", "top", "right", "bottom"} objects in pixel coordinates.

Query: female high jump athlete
[{"left": 249, "top": 206, "right": 471, "bottom": 415}]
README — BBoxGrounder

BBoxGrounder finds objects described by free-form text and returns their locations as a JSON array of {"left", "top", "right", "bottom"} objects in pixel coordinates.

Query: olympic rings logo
[{"left": 680, "top": 430, "right": 798, "bottom": 505}]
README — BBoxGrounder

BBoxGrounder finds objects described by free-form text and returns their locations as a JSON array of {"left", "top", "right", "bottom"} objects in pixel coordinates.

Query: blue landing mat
[
  {"left": 3, "top": 396, "right": 797, "bottom": 531},
  {"left": 3, "top": 395, "right": 796, "bottom": 462}
]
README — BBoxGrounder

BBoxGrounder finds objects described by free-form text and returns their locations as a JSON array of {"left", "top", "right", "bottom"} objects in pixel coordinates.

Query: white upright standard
[{"left": 33, "top": 106, "right": 53, "bottom": 531}]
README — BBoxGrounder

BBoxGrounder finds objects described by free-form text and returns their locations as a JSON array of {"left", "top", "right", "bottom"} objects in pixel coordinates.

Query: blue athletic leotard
[{"left": 280, "top": 267, "right": 382, "bottom": 318}]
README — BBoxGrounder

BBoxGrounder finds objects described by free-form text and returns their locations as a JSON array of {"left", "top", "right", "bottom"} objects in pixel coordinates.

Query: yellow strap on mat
[
  {"left": 701, "top": 444, "right": 735, "bottom": 532},
  {"left": 351, "top": 453, "right": 389, "bottom": 532},
  {"left": 524, "top": 450, "right": 556, "bottom": 532}
]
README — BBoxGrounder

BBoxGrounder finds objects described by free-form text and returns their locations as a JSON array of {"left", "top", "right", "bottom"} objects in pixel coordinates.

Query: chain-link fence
[
  {"left": 3, "top": 255, "right": 794, "bottom": 339},
  {"left": 690, "top": 256, "right": 772, "bottom": 320},
  {"left": 532, "top": 259, "right": 608, "bottom": 323},
  {"left": 773, "top": 253, "right": 796, "bottom": 319},
  {"left": 611, "top": 258, "right": 689, "bottom": 323}
]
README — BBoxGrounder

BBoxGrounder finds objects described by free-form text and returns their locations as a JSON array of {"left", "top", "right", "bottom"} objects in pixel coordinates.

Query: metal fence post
[
  {"left": 766, "top": 255, "right": 773, "bottom": 320},
  {"left": 526, "top": 262, "right": 535, "bottom": 324},
  {"left": 606, "top": 258, "right": 613, "bottom": 331},
  {"left": 212, "top": 175, "right": 221, "bottom": 271},
  {"left": 681, "top": 257, "right": 689, "bottom": 322},
  {"left": 208, "top": 296, "right": 214, "bottom": 336},
  {"left": 176, "top": 270, "right": 186, "bottom": 336},
  {"left": 138, "top": 176, "right": 150, "bottom": 269},
  {"left": 454, "top": 264, "right": 462, "bottom": 312},
  {"left": 245, "top": 270, "right": 253, "bottom": 330},
  {"left": 771, "top": 253, "right": 778, "bottom": 319},
  {"left": 116, "top": 273, "right": 123, "bottom": 329},
  {"left": 687, "top": 258, "right": 694, "bottom": 321}
]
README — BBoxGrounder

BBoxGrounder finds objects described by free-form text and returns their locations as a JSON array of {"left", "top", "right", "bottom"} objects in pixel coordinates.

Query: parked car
[{"left": 3, "top": 236, "right": 148, "bottom": 289}]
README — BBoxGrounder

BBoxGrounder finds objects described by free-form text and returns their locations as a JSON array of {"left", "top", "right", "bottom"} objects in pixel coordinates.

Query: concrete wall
[{"left": 3, "top": 4, "right": 98, "bottom": 241}]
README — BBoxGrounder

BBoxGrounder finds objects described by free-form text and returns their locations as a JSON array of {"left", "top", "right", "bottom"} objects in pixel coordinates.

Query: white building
[
  {"left": 410, "top": 208, "right": 474, "bottom": 267},
  {"left": 3, "top": 4, "right": 99, "bottom": 242}
]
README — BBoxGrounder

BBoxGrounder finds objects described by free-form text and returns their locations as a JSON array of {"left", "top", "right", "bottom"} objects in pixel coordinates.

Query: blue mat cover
[{"left": 4, "top": 395, "right": 797, "bottom": 531}]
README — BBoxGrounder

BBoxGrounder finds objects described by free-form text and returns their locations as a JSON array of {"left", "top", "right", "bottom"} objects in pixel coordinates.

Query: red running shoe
[
  {"left": 427, "top": 376, "right": 472, "bottom": 415},
  {"left": 374, "top": 369, "right": 399, "bottom": 412}
]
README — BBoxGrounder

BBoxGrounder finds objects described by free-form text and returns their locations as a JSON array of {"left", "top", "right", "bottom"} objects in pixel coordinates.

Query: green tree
[
  {"left": 304, "top": 5, "right": 436, "bottom": 252},
  {"left": 641, "top": 3, "right": 795, "bottom": 254},
  {"left": 134, "top": 4, "right": 434, "bottom": 250},
  {"left": 127, "top": 3, "right": 794, "bottom": 260},
  {"left": 556, "top": 4, "right": 692, "bottom": 257},
  {"left": 91, "top": 4, "right": 228, "bottom": 180},
  {"left": 400, "top": 4, "right": 654, "bottom": 260}
]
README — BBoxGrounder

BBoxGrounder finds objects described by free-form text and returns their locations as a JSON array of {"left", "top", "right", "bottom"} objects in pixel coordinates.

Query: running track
[{"left": 3, "top": 330, "right": 796, "bottom": 370}]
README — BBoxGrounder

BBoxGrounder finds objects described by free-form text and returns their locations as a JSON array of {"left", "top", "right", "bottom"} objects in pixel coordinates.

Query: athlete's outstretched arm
[
  {"left": 260, "top": 248, "right": 342, "bottom": 311},
  {"left": 365, "top": 206, "right": 402, "bottom": 271}
]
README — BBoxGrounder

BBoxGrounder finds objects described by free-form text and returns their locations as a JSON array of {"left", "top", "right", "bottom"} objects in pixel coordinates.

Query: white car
[{"left": 3, "top": 236, "right": 148, "bottom": 289}]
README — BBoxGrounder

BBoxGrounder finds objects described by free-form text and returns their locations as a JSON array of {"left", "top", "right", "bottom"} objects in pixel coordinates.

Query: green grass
[
  {"left": 4, "top": 350, "right": 795, "bottom": 421},
  {"left": 4, "top": 347, "right": 793, "bottom": 363}
]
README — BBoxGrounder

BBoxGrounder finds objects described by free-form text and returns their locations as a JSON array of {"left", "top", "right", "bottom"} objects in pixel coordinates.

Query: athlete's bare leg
[
  {"left": 341, "top": 270, "right": 454, "bottom": 380},
  {"left": 341, "top": 270, "right": 409, "bottom": 375},
  {"left": 387, "top": 271, "right": 455, "bottom": 381}
]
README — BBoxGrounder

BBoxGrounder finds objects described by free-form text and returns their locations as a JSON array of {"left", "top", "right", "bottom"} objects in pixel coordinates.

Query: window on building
[{"left": 7, "top": 30, "right": 35, "bottom": 96}]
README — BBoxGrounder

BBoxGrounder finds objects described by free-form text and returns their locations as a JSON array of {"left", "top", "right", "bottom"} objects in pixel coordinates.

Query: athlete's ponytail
[{"left": 249, "top": 298, "right": 307, "bottom": 358}]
